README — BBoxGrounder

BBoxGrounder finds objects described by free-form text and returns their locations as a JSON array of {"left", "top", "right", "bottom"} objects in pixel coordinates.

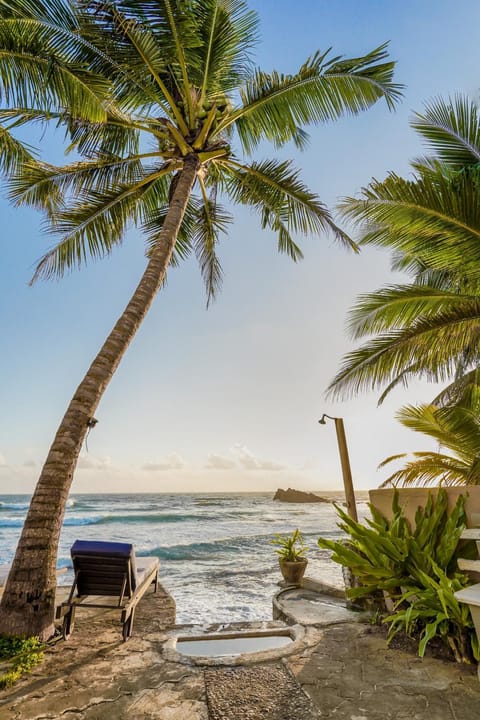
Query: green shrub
[
  {"left": 0, "top": 636, "right": 44, "bottom": 689},
  {"left": 318, "top": 489, "right": 479, "bottom": 663}
]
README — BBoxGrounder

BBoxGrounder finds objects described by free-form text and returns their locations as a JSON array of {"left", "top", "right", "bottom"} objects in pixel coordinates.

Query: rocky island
[{"left": 273, "top": 488, "right": 330, "bottom": 503}]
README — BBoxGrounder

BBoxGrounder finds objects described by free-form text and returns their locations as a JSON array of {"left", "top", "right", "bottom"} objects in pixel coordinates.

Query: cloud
[
  {"left": 205, "top": 453, "right": 237, "bottom": 470},
  {"left": 0, "top": 453, "right": 7, "bottom": 467},
  {"left": 77, "top": 454, "right": 112, "bottom": 470},
  {"left": 233, "top": 445, "right": 286, "bottom": 472},
  {"left": 23, "top": 460, "right": 36, "bottom": 468},
  {"left": 142, "top": 453, "right": 185, "bottom": 471}
]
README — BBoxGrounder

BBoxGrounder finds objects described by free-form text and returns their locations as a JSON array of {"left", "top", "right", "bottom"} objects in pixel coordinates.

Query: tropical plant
[
  {"left": 0, "top": 0, "right": 401, "bottom": 639},
  {"left": 385, "top": 569, "right": 476, "bottom": 663},
  {"left": 0, "top": 636, "right": 44, "bottom": 689},
  {"left": 328, "top": 95, "right": 480, "bottom": 403},
  {"left": 379, "top": 392, "right": 480, "bottom": 487},
  {"left": 271, "top": 528, "right": 308, "bottom": 562},
  {"left": 318, "top": 490, "right": 479, "bottom": 663}
]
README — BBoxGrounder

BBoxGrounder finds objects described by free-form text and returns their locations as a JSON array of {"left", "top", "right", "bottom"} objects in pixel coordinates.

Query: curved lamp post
[{"left": 319, "top": 414, "right": 358, "bottom": 522}]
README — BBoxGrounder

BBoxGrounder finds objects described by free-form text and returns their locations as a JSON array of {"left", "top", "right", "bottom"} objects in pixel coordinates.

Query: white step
[
  {"left": 460, "top": 528, "right": 480, "bottom": 540},
  {"left": 458, "top": 558, "right": 480, "bottom": 572},
  {"left": 455, "top": 583, "right": 480, "bottom": 607}
]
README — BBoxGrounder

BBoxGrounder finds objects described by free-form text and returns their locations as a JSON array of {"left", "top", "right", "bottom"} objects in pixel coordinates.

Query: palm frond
[
  {"left": 193, "top": 177, "right": 231, "bottom": 304},
  {"left": 410, "top": 156, "right": 449, "bottom": 178},
  {"left": 64, "top": 114, "right": 142, "bottom": 157},
  {"left": 0, "top": 123, "right": 36, "bottom": 174},
  {"left": 8, "top": 153, "right": 150, "bottom": 212},
  {"left": 395, "top": 403, "right": 480, "bottom": 456},
  {"left": 466, "top": 456, "right": 480, "bottom": 484},
  {"left": 223, "top": 157, "right": 356, "bottom": 255},
  {"left": 0, "top": 8, "right": 166, "bottom": 121},
  {"left": 109, "top": 0, "right": 197, "bottom": 127},
  {"left": 224, "top": 43, "right": 402, "bottom": 153},
  {"left": 347, "top": 284, "right": 480, "bottom": 339},
  {"left": 78, "top": 10, "right": 187, "bottom": 119},
  {"left": 328, "top": 303, "right": 480, "bottom": 399},
  {"left": 378, "top": 395, "right": 480, "bottom": 488},
  {"left": 377, "top": 452, "right": 411, "bottom": 469},
  {"left": 433, "top": 367, "right": 480, "bottom": 407},
  {"left": 411, "top": 95, "right": 480, "bottom": 170},
  {"left": 380, "top": 453, "right": 472, "bottom": 488},
  {"left": 193, "top": 0, "right": 258, "bottom": 99},
  {"left": 0, "top": 0, "right": 76, "bottom": 26},
  {"left": 376, "top": 363, "right": 422, "bottom": 406},
  {"left": 339, "top": 171, "right": 480, "bottom": 277},
  {"left": 389, "top": 250, "right": 445, "bottom": 284},
  {"left": 31, "top": 166, "right": 173, "bottom": 281},
  {"left": 0, "top": 16, "right": 115, "bottom": 121}
]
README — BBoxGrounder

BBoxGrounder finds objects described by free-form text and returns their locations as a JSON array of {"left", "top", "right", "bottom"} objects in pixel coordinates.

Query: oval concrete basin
[
  {"left": 162, "top": 622, "right": 310, "bottom": 666},
  {"left": 177, "top": 632, "right": 293, "bottom": 657}
]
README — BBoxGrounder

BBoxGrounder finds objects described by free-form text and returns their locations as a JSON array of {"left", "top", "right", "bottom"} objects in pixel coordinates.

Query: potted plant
[{"left": 271, "top": 528, "right": 308, "bottom": 585}]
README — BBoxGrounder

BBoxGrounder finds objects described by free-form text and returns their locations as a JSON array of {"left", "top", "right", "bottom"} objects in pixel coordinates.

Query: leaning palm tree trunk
[{"left": 0, "top": 155, "right": 199, "bottom": 639}]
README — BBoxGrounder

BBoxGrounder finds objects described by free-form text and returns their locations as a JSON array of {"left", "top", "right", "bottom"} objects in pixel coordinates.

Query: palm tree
[
  {"left": 0, "top": 0, "right": 401, "bottom": 639},
  {"left": 328, "top": 95, "right": 480, "bottom": 402},
  {"left": 379, "top": 384, "right": 480, "bottom": 487}
]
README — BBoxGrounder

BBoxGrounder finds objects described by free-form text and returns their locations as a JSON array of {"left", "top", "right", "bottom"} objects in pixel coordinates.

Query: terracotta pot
[{"left": 279, "top": 559, "right": 308, "bottom": 585}]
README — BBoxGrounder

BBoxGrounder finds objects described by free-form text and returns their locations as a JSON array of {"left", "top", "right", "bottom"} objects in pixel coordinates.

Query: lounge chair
[{"left": 56, "top": 540, "right": 160, "bottom": 641}]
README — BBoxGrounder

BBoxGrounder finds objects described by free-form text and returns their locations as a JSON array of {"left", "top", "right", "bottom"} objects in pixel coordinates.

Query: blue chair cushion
[
  {"left": 71, "top": 540, "right": 133, "bottom": 557},
  {"left": 71, "top": 540, "right": 138, "bottom": 592}
]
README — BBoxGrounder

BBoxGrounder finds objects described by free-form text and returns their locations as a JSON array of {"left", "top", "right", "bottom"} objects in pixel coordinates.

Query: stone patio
[{"left": 1, "top": 582, "right": 480, "bottom": 719}]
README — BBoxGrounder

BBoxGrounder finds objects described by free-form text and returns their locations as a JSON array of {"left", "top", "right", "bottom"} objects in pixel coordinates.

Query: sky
[{"left": 1, "top": 0, "right": 480, "bottom": 495}]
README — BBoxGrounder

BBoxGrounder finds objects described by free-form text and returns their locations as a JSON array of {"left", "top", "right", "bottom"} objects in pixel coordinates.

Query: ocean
[{"left": 0, "top": 492, "right": 369, "bottom": 624}]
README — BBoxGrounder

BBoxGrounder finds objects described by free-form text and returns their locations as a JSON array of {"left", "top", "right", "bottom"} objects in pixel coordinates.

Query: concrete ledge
[
  {"left": 162, "top": 620, "right": 320, "bottom": 667},
  {"left": 300, "top": 575, "right": 346, "bottom": 598},
  {"left": 273, "top": 586, "right": 371, "bottom": 626}
]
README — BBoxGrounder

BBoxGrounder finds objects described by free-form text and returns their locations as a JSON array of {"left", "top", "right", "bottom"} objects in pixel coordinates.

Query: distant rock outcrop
[{"left": 273, "top": 488, "right": 329, "bottom": 503}]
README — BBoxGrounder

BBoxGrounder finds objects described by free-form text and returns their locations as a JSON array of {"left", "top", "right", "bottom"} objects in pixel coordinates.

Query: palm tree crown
[
  {"left": 328, "top": 95, "right": 480, "bottom": 402},
  {"left": 1, "top": 0, "right": 402, "bottom": 298}
]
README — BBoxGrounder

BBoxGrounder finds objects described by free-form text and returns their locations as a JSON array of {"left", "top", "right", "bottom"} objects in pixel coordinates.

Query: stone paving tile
[
  {"left": 446, "top": 685, "right": 480, "bottom": 720},
  {"left": 2, "top": 588, "right": 480, "bottom": 720},
  {"left": 127, "top": 688, "right": 209, "bottom": 720},
  {"left": 0, "top": 584, "right": 180, "bottom": 720},
  {"left": 294, "top": 623, "right": 480, "bottom": 720}
]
